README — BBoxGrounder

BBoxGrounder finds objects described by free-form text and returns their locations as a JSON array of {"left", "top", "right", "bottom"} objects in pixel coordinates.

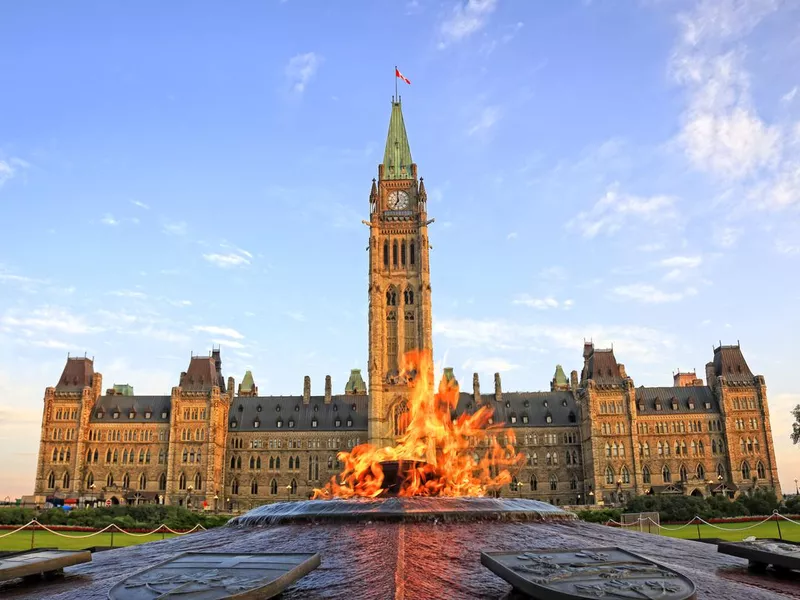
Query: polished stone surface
[{"left": 0, "top": 550, "right": 91, "bottom": 582}]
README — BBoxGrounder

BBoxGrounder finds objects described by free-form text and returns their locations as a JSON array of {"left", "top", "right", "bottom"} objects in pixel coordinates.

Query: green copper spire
[
  {"left": 382, "top": 100, "right": 413, "bottom": 180},
  {"left": 240, "top": 370, "right": 255, "bottom": 392},
  {"left": 345, "top": 369, "right": 367, "bottom": 395}
]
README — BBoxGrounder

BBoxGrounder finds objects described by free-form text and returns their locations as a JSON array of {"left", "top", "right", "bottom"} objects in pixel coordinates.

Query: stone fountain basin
[{"left": 1, "top": 498, "right": 796, "bottom": 599}]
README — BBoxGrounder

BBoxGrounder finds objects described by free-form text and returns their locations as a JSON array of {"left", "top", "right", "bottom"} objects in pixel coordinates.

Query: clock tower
[{"left": 366, "top": 98, "right": 434, "bottom": 447}]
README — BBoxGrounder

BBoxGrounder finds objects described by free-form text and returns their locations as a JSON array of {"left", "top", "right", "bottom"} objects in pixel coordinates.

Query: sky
[{"left": 1, "top": 0, "right": 799, "bottom": 499}]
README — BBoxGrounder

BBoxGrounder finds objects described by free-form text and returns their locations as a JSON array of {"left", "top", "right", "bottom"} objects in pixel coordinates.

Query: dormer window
[
  {"left": 334, "top": 418, "right": 341, "bottom": 428},
  {"left": 295, "top": 405, "right": 300, "bottom": 412},
  {"left": 96, "top": 410, "right": 104, "bottom": 419},
  {"left": 562, "top": 400, "right": 568, "bottom": 407},
  {"left": 256, "top": 405, "right": 262, "bottom": 412},
  {"left": 313, "top": 405, "right": 319, "bottom": 412},
  {"left": 128, "top": 411, "right": 135, "bottom": 419},
  {"left": 161, "top": 411, "right": 168, "bottom": 419},
  {"left": 333, "top": 404, "right": 338, "bottom": 412},
  {"left": 638, "top": 402, "right": 645, "bottom": 411},
  {"left": 113, "top": 411, "right": 120, "bottom": 419},
  {"left": 505, "top": 401, "right": 510, "bottom": 408},
  {"left": 276, "top": 418, "right": 283, "bottom": 428},
  {"left": 510, "top": 414, "right": 517, "bottom": 424},
  {"left": 238, "top": 405, "right": 243, "bottom": 412},
  {"left": 655, "top": 401, "right": 662, "bottom": 412},
  {"left": 543, "top": 401, "right": 548, "bottom": 408},
  {"left": 288, "top": 419, "right": 295, "bottom": 428},
  {"left": 276, "top": 404, "right": 281, "bottom": 413},
  {"left": 253, "top": 419, "right": 260, "bottom": 428},
  {"left": 311, "top": 418, "right": 318, "bottom": 428},
  {"left": 671, "top": 401, "right": 678, "bottom": 410},
  {"left": 347, "top": 418, "right": 353, "bottom": 427},
  {"left": 546, "top": 413, "right": 553, "bottom": 424},
  {"left": 351, "top": 403, "right": 357, "bottom": 411},
  {"left": 144, "top": 411, "right": 152, "bottom": 419},
  {"left": 488, "top": 417, "right": 494, "bottom": 425},
  {"left": 688, "top": 400, "right": 695, "bottom": 410},
  {"left": 704, "top": 402, "right": 712, "bottom": 409},
  {"left": 524, "top": 400, "right": 530, "bottom": 408},
  {"left": 522, "top": 414, "right": 529, "bottom": 424},
  {"left": 230, "top": 420, "right": 238, "bottom": 428},
  {"left": 568, "top": 411, "right": 576, "bottom": 423}
]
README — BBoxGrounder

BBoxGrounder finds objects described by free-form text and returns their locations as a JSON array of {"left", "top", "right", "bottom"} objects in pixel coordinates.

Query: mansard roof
[
  {"left": 713, "top": 344, "right": 753, "bottom": 382},
  {"left": 634, "top": 386, "right": 719, "bottom": 414},
  {"left": 454, "top": 391, "right": 579, "bottom": 428},
  {"left": 179, "top": 356, "right": 219, "bottom": 392},
  {"left": 228, "top": 394, "right": 369, "bottom": 432},
  {"left": 586, "top": 349, "right": 623, "bottom": 385},
  {"left": 90, "top": 395, "right": 171, "bottom": 422},
  {"left": 55, "top": 357, "right": 95, "bottom": 392}
]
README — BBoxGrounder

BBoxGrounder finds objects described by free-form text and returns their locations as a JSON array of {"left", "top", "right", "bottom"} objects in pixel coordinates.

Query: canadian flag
[{"left": 395, "top": 68, "right": 411, "bottom": 85}]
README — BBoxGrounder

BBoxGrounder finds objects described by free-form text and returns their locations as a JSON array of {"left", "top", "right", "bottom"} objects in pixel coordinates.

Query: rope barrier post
[
  {"left": 774, "top": 511, "right": 782, "bottom": 540},
  {"left": 695, "top": 519, "right": 701, "bottom": 541},
  {"left": 110, "top": 529, "right": 114, "bottom": 548},
  {"left": 30, "top": 523, "right": 35, "bottom": 550}
]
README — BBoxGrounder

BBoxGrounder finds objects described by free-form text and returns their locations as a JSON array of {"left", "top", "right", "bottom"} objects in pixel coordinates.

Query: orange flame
[{"left": 314, "top": 349, "right": 523, "bottom": 498}]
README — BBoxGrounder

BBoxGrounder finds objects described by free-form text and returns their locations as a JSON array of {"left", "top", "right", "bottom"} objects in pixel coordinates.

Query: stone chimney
[
  {"left": 618, "top": 364, "right": 627, "bottom": 379},
  {"left": 570, "top": 370, "right": 579, "bottom": 391},
  {"left": 705, "top": 362, "right": 716, "bottom": 389},
  {"left": 494, "top": 373, "right": 502, "bottom": 402},
  {"left": 303, "top": 375, "right": 311, "bottom": 404},
  {"left": 324, "top": 375, "right": 332, "bottom": 404},
  {"left": 472, "top": 373, "right": 480, "bottom": 400},
  {"left": 227, "top": 376, "right": 235, "bottom": 398}
]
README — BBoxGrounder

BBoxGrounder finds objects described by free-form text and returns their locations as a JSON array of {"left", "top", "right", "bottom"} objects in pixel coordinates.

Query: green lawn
[
  {"left": 0, "top": 530, "right": 180, "bottom": 552},
  {"left": 639, "top": 520, "right": 800, "bottom": 543}
]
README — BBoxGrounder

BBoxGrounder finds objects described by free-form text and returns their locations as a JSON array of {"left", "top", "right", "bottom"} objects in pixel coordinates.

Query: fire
[{"left": 314, "top": 350, "right": 523, "bottom": 499}]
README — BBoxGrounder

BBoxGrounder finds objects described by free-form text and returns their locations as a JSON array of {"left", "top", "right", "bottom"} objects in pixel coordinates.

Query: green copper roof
[
  {"left": 240, "top": 370, "right": 255, "bottom": 392},
  {"left": 553, "top": 365, "right": 568, "bottom": 385},
  {"left": 345, "top": 369, "right": 367, "bottom": 394},
  {"left": 382, "top": 101, "right": 413, "bottom": 180},
  {"left": 443, "top": 367, "right": 456, "bottom": 381},
  {"left": 113, "top": 384, "right": 134, "bottom": 396}
]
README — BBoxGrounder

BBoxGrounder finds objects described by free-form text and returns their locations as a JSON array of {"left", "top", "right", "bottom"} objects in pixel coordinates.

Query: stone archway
[
  {"left": 110, "top": 496, "right": 120, "bottom": 505},
  {"left": 388, "top": 396, "right": 410, "bottom": 438},
  {"left": 690, "top": 488, "right": 704, "bottom": 498}
]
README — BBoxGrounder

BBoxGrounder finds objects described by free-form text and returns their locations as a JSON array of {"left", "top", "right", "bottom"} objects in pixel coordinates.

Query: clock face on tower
[{"left": 387, "top": 190, "right": 410, "bottom": 210}]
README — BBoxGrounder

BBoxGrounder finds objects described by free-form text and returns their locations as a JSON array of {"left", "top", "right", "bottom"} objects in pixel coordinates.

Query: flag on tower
[{"left": 395, "top": 67, "right": 411, "bottom": 85}]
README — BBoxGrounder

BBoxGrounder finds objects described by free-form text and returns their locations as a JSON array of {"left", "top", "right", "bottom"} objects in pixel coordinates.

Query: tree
[{"left": 792, "top": 404, "right": 800, "bottom": 445}]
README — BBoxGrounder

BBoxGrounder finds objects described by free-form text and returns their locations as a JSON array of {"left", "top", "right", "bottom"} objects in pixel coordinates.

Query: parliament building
[{"left": 34, "top": 100, "right": 782, "bottom": 510}]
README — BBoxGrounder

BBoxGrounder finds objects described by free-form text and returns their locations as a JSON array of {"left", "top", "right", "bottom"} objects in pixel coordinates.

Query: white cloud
[
  {"left": 435, "top": 318, "right": 675, "bottom": 362},
  {"left": 131, "top": 200, "right": 150, "bottom": 209},
  {"left": 658, "top": 255, "right": 703, "bottom": 282},
  {"left": 109, "top": 289, "right": 147, "bottom": 299},
  {"left": 506, "top": 232, "right": 518, "bottom": 240},
  {"left": 203, "top": 252, "right": 251, "bottom": 268},
  {"left": 712, "top": 225, "right": 742, "bottom": 248},
  {"left": 285, "top": 311, "right": 306, "bottom": 322},
  {"left": 286, "top": 52, "right": 322, "bottom": 93},
  {"left": 0, "top": 157, "right": 28, "bottom": 188},
  {"left": 612, "top": 283, "right": 698, "bottom": 303},
  {"left": 1, "top": 306, "right": 104, "bottom": 335},
  {"left": 512, "top": 296, "right": 573, "bottom": 310},
  {"left": 568, "top": 184, "right": 678, "bottom": 239},
  {"left": 439, "top": 0, "right": 498, "bottom": 48},
  {"left": 100, "top": 214, "right": 120, "bottom": 226},
  {"left": 461, "top": 357, "right": 520, "bottom": 374},
  {"left": 166, "top": 299, "right": 192, "bottom": 307},
  {"left": 162, "top": 221, "right": 188, "bottom": 236},
  {"left": 782, "top": 86, "right": 798, "bottom": 104},
  {"left": 775, "top": 240, "right": 800, "bottom": 255},
  {"left": 467, "top": 106, "right": 500, "bottom": 136},
  {"left": 30, "top": 339, "right": 72, "bottom": 350},
  {"left": 637, "top": 243, "right": 665, "bottom": 253},
  {"left": 192, "top": 325, "right": 244, "bottom": 340}
]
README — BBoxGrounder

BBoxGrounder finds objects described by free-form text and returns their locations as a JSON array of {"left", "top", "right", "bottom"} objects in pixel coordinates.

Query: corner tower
[{"left": 367, "top": 98, "right": 434, "bottom": 447}]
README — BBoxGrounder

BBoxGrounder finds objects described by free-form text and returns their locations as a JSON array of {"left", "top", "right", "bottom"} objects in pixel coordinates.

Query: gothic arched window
[
  {"left": 741, "top": 461, "right": 751, "bottom": 480},
  {"left": 393, "top": 399, "right": 410, "bottom": 437},
  {"left": 139, "top": 473, "right": 147, "bottom": 490},
  {"left": 662, "top": 465, "right": 671, "bottom": 483},
  {"left": 756, "top": 461, "right": 765, "bottom": 479},
  {"left": 530, "top": 475, "right": 538, "bottom": 491},
  {"left": 621, "top": 465, "right": 630, "bottom": 484},
  {"left": 195, "top": 473, "right": 202, "bottom": 490},
  {"left": 159, "top": 473, "right": 167, "bottom": 491},
  {"left": 697, "top": 463, "right": 706, "bottom": 480},
  {"left": 642, "top": 466, "right": 651, "bottom": 484},
  {"left": 549, "top": 474, "right": 558, "bottom": 491},
  {"left": 251, "top": 480, "right": 258, "bottom": 495},
  {"left": 605, "top": 466, "right": 614, "bottom": 484},
  {"left": 62, "top": 472, "right": 70, "bottom": 488},
  {"left": 179, "top": 473, "right": 186, "bottom": 490},
  {"left": 270, "top": 479, "right": 278, "bottom": 495},
  {"left": 231, "top": 479, "right": 239, "bottom": 495}
]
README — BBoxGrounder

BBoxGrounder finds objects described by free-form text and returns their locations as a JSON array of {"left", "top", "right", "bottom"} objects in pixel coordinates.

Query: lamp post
[
  {"left": 795, "top": 478, "right": 798, "bottom": 495},
  {"left": 186, "top": 485, "right": 193, "bottom": 510},
  {"left": 285, "top": 484, "right": 292, "bottom": 503},
  {"left": 616, "top": 479, "right": 623, "bottom": 505},
  {"left": 214, "top": 494, "right": 219, "bottom": 513},
  {"left": 226, "top": 497, "right": 231, "bottom": 513},
  {"left": 89, "top": 483, "right": 96, "bottom": 508},
  {"left": 577, "top": 493, "right": 582, "bottom": 505},
  {"left": 588, "top": 490, "right": 594, "bottom": 505}
]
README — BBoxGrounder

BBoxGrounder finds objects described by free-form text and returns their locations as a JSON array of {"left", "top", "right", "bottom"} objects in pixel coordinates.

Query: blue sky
[{"left": 1, "top": 0, "right": 799, "bottom": 498}]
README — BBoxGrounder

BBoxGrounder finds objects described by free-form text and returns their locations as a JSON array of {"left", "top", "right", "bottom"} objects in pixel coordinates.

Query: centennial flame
[{"left": 314, "top": 350, "right": 523, "bottom": 498}]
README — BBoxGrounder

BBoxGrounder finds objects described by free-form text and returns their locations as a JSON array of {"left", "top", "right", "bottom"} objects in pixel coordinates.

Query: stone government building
[{"left": 34, "top": 99, "right": 782, "bottom": 510}]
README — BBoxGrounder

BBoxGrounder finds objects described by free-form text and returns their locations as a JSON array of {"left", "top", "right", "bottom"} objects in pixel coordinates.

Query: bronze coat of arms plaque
[
  {"left": 717, "top": 538, "right": 800, "bottom": 572},
  {"left": 108, "top": 552, "right": 320, "bottom": 600},
  {"left": 0, "top": 549, "right": 92, "bottom": 582},
  {"left": 481, "top": 547, "right": 696, "bottom": 600}
]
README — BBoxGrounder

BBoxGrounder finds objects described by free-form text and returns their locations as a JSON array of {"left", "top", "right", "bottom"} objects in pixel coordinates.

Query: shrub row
[{"left": 0, "top": 505, "right": 230, "bottom": 530}]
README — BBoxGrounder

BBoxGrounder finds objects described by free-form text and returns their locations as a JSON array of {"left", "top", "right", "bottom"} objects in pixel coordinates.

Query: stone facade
[{"left": 33, "top": 99, "right": 782, "bottom": 509}]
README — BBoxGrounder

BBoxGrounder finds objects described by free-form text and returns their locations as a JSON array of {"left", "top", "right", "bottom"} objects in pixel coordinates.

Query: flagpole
[{"left": 394, "top": 65, "right": 398, "bottom": 102}]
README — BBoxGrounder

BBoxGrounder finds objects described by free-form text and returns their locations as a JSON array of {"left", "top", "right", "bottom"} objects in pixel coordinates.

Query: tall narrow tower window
[
  {"left": 387, "top": 311, "right": 398, "bottom": 372},
  {"left": 410, "top": 242, "right": 415, "bottom": 266},
  {"left": 404, "top": 312, "right": 416, "bottom": 352},
  {"left": 401, "top": 241, "right": 406, "bottom": 266},
  {"left": 392, "top": 241, "right": 398, "bottom": 266},
  {"left": 383, "top": 241, "right": 389, "bottom": 267}
]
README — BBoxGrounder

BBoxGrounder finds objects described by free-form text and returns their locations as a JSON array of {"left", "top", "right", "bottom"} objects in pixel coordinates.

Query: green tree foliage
[
  {"left": 792, "top": 404, "right": 800, "bottom": 445},
  {"left": 573, "top": 508, "right": 622, "bottom": 523}
]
